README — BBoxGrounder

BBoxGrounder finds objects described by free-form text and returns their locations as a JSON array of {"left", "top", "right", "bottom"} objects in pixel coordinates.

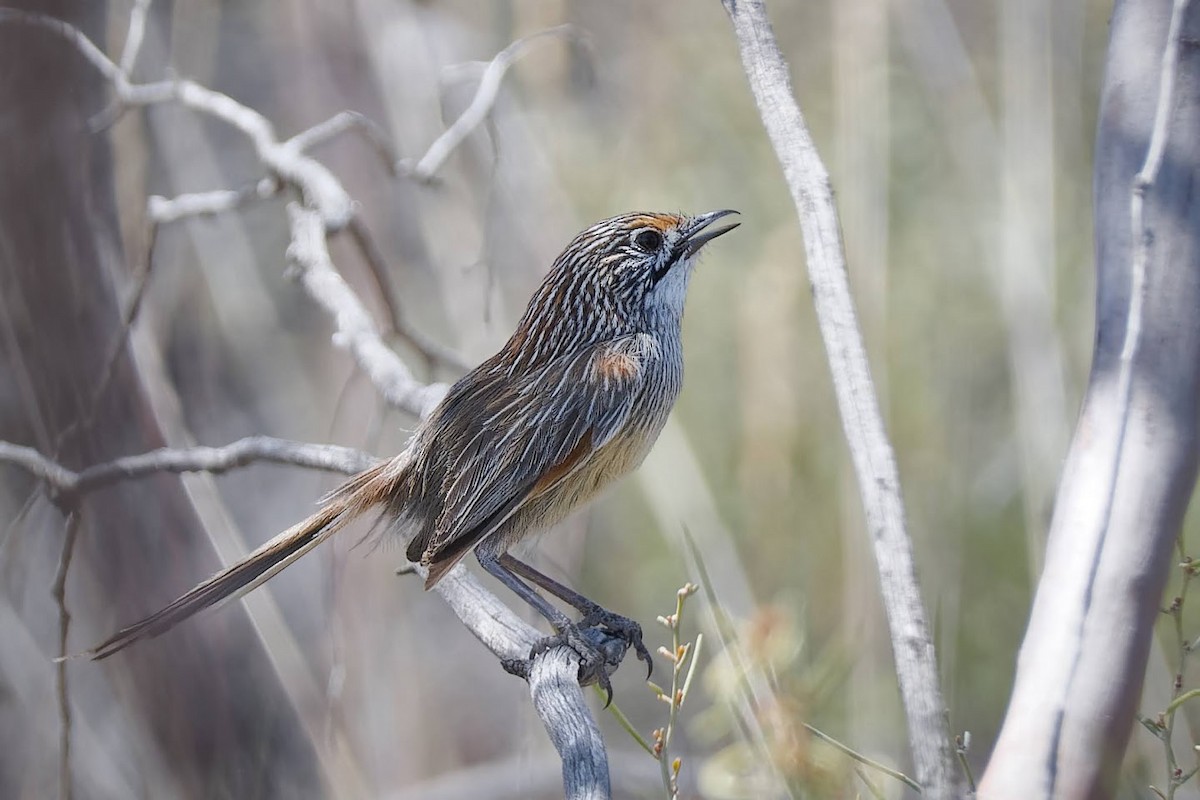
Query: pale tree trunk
[{"left": 981, "top": 0, "right": 1200, "bottom": 797}]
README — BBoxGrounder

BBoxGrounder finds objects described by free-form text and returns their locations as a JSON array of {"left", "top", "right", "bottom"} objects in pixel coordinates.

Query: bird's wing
[{"left": 415, "top": 333, "right": 651, "bottom": 585}]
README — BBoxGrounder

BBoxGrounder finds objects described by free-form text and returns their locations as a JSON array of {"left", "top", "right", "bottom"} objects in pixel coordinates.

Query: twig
[
  {"left": 54, "top": 210, "right": 166, "bottom": 456},
  {"left": 0, "top": 444, "right": 77, "bottom": 490},
  {"left": 400, "top": 25, "right": 580, "bottom": 183},
  {"left": 286, "top": 110, "right": 399, "bottom": 172},
  {"left": 719, "top": 1, "right": 957, "bottom": 796},
  {"left": 0, "top": 437, "right": 375, "bottom": 502},
  {"left": 145, "top": 185, "right": 472, "bottom": 390},
  {"left": 1165, "top": 560, "right": 1191, "bottom": 799},
  {"left": 147, "top": 179, "right": 280, "bottom": 224},
  {"left": 1166, "top": 687, "right": 1200, "bottom": 716},
  {"left": 424, "top": 562, "right": 541, "bottom": 661},
  {"left": 286, "top": 204, "right": 449, "bottom": 416},
  {"left": 118, "top": 0, "right": 153, "bottom": 76},
  {"left": 804, "top": 723, "right": 922, "bottom": 794},
  {"left": 0, "top": 12, "right": 351, "bottom": 227},
  {"left": 343, "top": 216, "right": 472, "bottom": 373},
  {"left": 53, "top": 509, "right": 81, "bottom": 800},
  {"left": 165, "top": 81, "right": 356, "bottom": 227},
  {"left": 426, "top": 567, "right": 617, "bottom": 800}
]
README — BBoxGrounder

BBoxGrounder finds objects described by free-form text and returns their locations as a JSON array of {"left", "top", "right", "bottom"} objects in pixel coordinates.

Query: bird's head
[
  {"left": 558, "top": 209, "right": 739, "bottom": 316},
  {"left": 504, "top": 210, "right": 739, "bottom": 370}
]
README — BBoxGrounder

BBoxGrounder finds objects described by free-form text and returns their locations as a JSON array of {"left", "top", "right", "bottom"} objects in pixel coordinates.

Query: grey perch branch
[
  {"left": 529, "top": 648, "right": 612, "bottom": 800},
  {"left": 719, "top": 0, "right": 958, "bottom": 796}
]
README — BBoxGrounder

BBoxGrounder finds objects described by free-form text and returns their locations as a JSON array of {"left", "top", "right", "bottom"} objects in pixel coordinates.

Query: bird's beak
[{"left": 682, "top": 209, "right": 741, "bottom": 257}]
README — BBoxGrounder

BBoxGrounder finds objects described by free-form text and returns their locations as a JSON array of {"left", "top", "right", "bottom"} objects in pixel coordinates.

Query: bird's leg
[
  {"left": 498, "top": 553, "right": 652, "bottom": 678},
  {"left": 477, "top": 550, "right": 625, "bottom": 703}
]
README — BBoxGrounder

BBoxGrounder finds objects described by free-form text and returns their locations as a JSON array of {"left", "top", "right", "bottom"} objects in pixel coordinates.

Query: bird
[{"left": 83, "top": 209, "right": 739, "bottom": 694}]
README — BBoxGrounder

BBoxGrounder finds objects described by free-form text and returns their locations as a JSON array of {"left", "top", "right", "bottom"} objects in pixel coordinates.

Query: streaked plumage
[{"left": 85, "top": 210, "right": 739, "bottom": 675}]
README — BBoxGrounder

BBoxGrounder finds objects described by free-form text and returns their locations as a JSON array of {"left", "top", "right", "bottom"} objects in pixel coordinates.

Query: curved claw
[
  {"left": 598, "top": 674, "right": 614, "bottom": 708},
  {"left": 581, "top": 606, "right": 653, "bottom": 679},
  {"left": 636, "top": 640, "right": 654, "bottom": 679}
]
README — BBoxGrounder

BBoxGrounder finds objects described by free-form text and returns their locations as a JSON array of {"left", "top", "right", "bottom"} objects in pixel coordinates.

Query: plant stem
[{"left": 803, "top": 723, "right": 922, "bottom": 793}]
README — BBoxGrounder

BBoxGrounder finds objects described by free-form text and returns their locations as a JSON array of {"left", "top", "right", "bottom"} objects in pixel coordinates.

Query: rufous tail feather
[{"left": 80, "top": 461, "right": 394, "bottom": 660}]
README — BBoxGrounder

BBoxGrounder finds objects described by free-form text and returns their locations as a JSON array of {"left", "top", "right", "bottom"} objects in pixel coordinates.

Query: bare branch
[
  {"left": 528, "top": 646, "right": 611, "bottom": 800},
  {"left": 719, "top": 0, "right": 957, "bottom": 795},
  {"left": 0, "top": 10, "right": 462, "bottom": 397},
  {"left": 142, "top": 168, "right": 466, "bottom": 378},
  {"left": 287, "top": 203, "right": 449, "bottom": 417},
  {"left": 147, "top": 179, "right": 280, "bottom": 224},
  {"left": 286, "top": 110, "right": 399, "bottom": 172},
  {"left": 144, "top": 185, "right": 468, "bottom": 375},
  {"left": 80, "top": 439, "right": 375, "bottom": 491},
  {"left": 118, "top": 0, "right": 153, "bottom": 76},
  {"left": 0, "top": 436, "right": 374, "bottom": 501},
  {"left": 343, "top": 217, "right": 473, "bottom": 374},
  {"left": 400, "top": 25, "right": 580, "bottom": 184},
  {"left": 0, "top": 443, "right": 78, "bottom": 489},
  {"left": 0, "top": 12, "right": 350, "bottom": 227},
  {"left": 54, "top": 510, "right": 81, "bottom": 800},
  {"left": 165, "top": 81, "right": 356, "bottom": 228},
  {"left": 425, "top": 564, "right": 541, "bottom": 660}
]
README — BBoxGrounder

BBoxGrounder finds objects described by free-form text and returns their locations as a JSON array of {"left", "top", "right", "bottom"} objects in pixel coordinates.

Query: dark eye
[{"left": 633, "top": 229, "right": 663, "bottom": 252}]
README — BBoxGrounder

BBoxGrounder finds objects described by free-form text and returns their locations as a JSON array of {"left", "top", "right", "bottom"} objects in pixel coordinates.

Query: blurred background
[{"left": 1, "top": 0, "right": 1192, "bottom": 798}]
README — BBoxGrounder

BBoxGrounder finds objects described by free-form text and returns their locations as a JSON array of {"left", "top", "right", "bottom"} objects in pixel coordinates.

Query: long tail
[{"left": 83, "top": 460, "right": 397, "bottom": 660}]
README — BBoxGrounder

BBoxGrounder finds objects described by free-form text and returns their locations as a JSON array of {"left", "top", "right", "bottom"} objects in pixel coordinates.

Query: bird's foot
[
  {"left": 501, "top": 622, "right": 628, "bottom": 706},
  {"left": 580, "top": 604, "right": 653, "bottom": 679}
]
